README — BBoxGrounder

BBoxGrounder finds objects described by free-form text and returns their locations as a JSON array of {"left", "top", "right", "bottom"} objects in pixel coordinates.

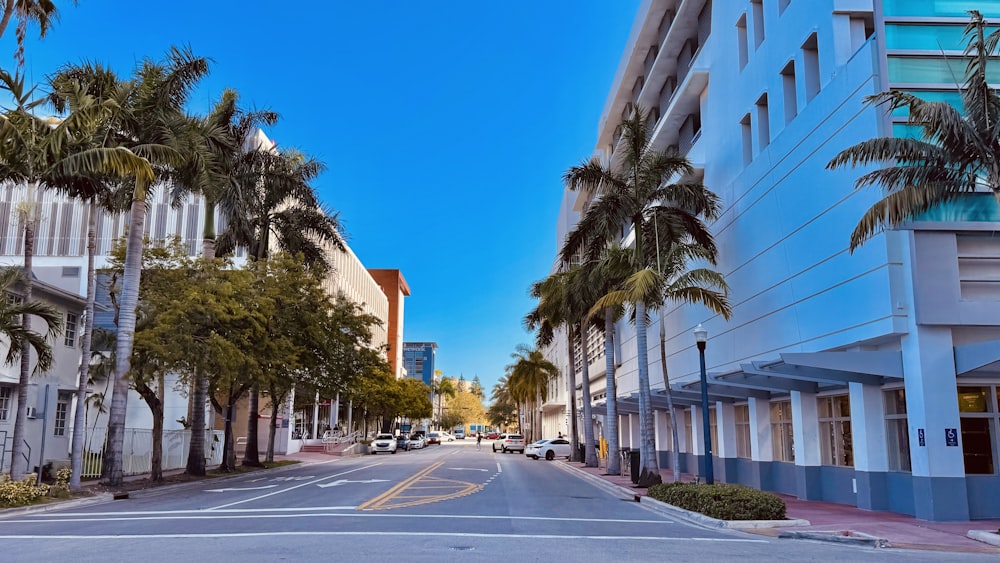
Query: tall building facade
[
  {"left": 553, "top": 0, "right": 1000, "bottom": 521},
  {"left": 402, "top": 342, "right": 437, "bottom": 386},
  {"left": 368, "top": 269, "right": 411, "bottom": 379}
]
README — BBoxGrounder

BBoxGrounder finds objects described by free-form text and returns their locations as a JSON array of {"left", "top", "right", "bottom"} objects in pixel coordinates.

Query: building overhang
[{"left": 955, "top": 338, "right": 1000, "bottom": 378}]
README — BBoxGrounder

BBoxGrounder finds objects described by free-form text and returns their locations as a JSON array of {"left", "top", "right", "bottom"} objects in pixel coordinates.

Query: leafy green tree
[
  {"left": 430, "top": 372, "right": 456, "bottom": 430},
  {"left": 0, "top": 267, "right": 61, "bottom": 478},
  {"left": 827, "top": 11, "right": 1000, "bottom": 250},
  {"left": 486, "top": 400, "right": 517, "bottom": 432},
  {"left": 447, "top": 390, "right": 486, "bottom": 431},
  {"left": 470, "top": 376, "right": 484, "bottom": 401},
  {"left": 562, "top": 106, "right": 721, "bottom": 486}
]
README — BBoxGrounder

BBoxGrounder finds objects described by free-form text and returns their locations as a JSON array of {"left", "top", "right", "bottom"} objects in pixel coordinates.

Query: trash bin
[
  {"left": 578, "top": 444, "right": 585, "bottom": 463},
  {"left": 629, "top": 449, "right": 641, "bottom": 484}
]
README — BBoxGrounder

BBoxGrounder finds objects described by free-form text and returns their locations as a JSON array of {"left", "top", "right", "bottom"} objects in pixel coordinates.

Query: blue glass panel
[
  {"left": 884, "top": 0, "right": 1000, "bottom": 18},
  {"left": 892, "top": 123, "right": 925, "bottom": 139},
  {"left": 888, "top": 57, "right": 1000, "bottom": 84},
  {"left": 915, "top": 193, "right": 1000, "bottom": 222},
  {"left": 890, "top": 90, "right": 963, "bottom": 117},
  {"left": 885, "top": 24, "right": 972, "bottom": 51}
]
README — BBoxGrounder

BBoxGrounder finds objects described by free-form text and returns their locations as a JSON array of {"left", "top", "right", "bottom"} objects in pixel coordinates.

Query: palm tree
[
  {"left": 562, "top": 106, "right": 721, "bottom": 487},
  {"left": 101, "top": 46, "right": 208, "bottom": 486},
  {"left": 827, "top": 11, "right": 1000, "bottom": 250},
  {"left": 504, "top": 345, "right": 557, "bottom": 442},
  {"left": 0, "top": 267, "right": 61, "bottom": 478},
  {"left": 0, "top": 0, "right": 76, "bottom": 67},
  {"left": 0, "top": 68, "right": 151, "bottom": 481},
  {"left": 649, "top": 241, "right": 731, "bottom": 482},
  {"left": 47, "top": 61, "right": 150, "bottom": 489},
  {"left": 526, "top": 271, "right": 580, "bottom": 458},
  {"left": 430, "top": 372, "right": 456, "bottom": 430},
  {"left": 215, "top": 144, "right": 342, "bottom": 468}
]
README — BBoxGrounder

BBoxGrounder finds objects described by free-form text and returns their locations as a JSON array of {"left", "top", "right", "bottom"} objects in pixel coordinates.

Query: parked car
[
  {"left": 427, "top": 431, "right": 442, "bottom": 445},
  {"left": 525, "top": 438, "right": 572, "bottom": 460},
  {"left": 408, "top": 434, "right": 426, "bottom": 449},
  {"left": 371, "top": 433, "right": 397, "bottom": 454},
  {"left": 486, "top": 432, "right": 500, "bottom": 440},
  {"left": 493, "top": 433, "right": 525, "bottom": 453},
  {"left": 439, "top": 431, "right": 455, "bottom": 442},
  {"left": 396, "top": 434, "right": 411, "bottom": 451},
  {"left": 454, "top": 428, "right": 466, "bottom": 440}
]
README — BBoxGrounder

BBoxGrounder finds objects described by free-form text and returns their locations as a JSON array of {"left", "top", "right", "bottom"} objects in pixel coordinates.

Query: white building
[{"left": 551, "top": 0, "right": 1000, "bottom": 521}]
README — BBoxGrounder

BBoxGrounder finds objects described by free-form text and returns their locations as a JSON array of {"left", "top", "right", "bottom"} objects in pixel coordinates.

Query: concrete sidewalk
[{"left": 564, "top": 460, "right": 1000, "bottom": 554}]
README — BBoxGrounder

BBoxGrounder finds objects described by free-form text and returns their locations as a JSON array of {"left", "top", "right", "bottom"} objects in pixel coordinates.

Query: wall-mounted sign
[
  {"left": 945, "top": 428, "right": 959, "bottom": 447},
  {"left": 917, "top": 428, "right": 925, "bottom": 447}
]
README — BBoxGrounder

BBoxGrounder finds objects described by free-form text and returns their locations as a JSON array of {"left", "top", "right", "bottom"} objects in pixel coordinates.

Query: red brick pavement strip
[{"left": 563, "top": 460, "right": 1000, "bottom": 554}]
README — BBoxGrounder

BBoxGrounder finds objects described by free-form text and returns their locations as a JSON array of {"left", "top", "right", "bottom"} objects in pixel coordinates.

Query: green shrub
[{"left": 647, "top": 482, "right": 786, "bottom": 521}]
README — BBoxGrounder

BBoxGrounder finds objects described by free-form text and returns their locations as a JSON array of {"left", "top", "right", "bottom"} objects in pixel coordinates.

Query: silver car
[{"left": 371, "top": 433, "right": 398, "bottom": 454}]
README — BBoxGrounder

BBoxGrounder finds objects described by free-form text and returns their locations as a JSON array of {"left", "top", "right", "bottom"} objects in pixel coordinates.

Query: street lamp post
[{"left": 694, "top": 324, "right": 713, "bottom": 485}]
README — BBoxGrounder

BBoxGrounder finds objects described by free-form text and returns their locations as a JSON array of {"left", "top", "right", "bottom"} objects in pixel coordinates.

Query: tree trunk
[
  {"left": 134, "top": 380, "right": 164, "bottom": 482},
  {"left": 603, "top": 309, "right": 620, "bottom": 476},
  {"left": 243, "top": 386, "right": 262, "bottom": 467},
  {"left": 70, "top": 202, "right": 98, "bottom": 489},
  {"left": 579, "top": 321, "right": 598, "bottom": 467},
  {"left": 565, "top": 326, "right": 579, "bottom": 462},
  {"left": 10, "top": 215, "right": 34, "bottom": 481},
  {"left": 221, "top": 401, "right": 235, "bottom": 472},
  {"left": 104, "top": 192, "right": 149, "bottom": 486},
  {"left": 659, "top": 311, "right": 681, "bottom": 483},
  {"left": 185, "top": 368, "right": 207, "bottom": 476},
  {"left": 634, "top": 299, "right": 662, "bottom": 487}
]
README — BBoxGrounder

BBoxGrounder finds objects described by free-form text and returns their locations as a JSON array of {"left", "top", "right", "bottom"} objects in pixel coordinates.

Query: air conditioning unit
[{"left": 25, "top": 407, "right": 37, "bottom": 419}]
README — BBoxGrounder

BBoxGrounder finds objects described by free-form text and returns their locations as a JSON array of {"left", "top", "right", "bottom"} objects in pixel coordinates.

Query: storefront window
[
  {"left": 770, "top": 400, "right": 794, "bottom": 462},
  {"left": 819, "top": 395, "right": 854, "bottom": 467},
  {"left": 735, "top": 404, "right": 751, "bottom": 459},
  {"left": 884, "top": 388, "right": 911, "bottom": 472},
  {"left": 958, "top": 386, "right": 996, "bottom": 474}
]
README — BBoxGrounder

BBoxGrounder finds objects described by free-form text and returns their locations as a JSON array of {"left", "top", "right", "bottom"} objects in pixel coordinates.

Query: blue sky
[{"left": 10, "top": 0, "right": 640, "bottom": 397}]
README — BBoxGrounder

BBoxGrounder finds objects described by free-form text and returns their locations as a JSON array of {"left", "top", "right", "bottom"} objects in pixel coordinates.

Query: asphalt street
[{"left": 0, "top": 440, "right": 993, "bottom": 562}]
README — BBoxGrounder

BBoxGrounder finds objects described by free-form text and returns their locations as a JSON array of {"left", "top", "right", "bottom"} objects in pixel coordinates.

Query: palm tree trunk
[
  {"left": 10, "top": 213, "right": 35, "bottom": 481},
  {"left": 70, "top": 202, "right": 98, "bottom": 489},
  {"left": 634, "top": 299, "right": 661, "bottom": 487},
  {"left": 603, "top": 308, "right": 620, "bottom": 475},
  {"left": 579, "top": 321, "right": 598, "bottom": 467},
  {"left": 104, "top": 191, "right": 148, "bottom": 486},
  {"left": 565, "top": 326, "right": 579, "bottom": 461},
  {"left": 243, "top": 386, "right": 262, "bottom": 466},
  {"left": 186, "top": 367, "right": 207, "bottom": 475},
  {"left": 659, "top": 312, "right": 681, "bottom": 483}
]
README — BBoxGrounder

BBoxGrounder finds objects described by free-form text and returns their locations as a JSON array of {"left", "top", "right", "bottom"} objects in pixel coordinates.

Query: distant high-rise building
[{"left": 402, "top": 342, "right": 437, "bottom": 386}]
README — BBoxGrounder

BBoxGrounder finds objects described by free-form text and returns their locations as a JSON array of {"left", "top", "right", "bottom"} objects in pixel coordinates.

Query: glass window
[
  {"left": 958, "top": 387, "right": 992, "bottom": 412},
  {"left": 884, "top": 389, "right": 911, "bottom": 472},
  {"left": 770, "top": 400, "right": 794, "bottom": 462},
  {"left": 709, "top": 408, "right": 718, "bottom": 455},
  {"left": 818, "top": 395, "right": 854, "bottom": 467},
  {"left": 684, "top": 410, "right": 692, "bottom": 454},
  {"left": 64, "top": 312, "right": 78, "bottom": 347},
  {"left": 885, "top": 24, "right": 975, "bottom": 51},
  {"left": 888, "top": 57, "right": 1000, "bottom": 84},
  {"left": 54, "top": 393, "right": 71, "bottom": 437},
  {"left": 890, "top": 89, "right": 963, "bottom": 117},
  {"left": 958, "top": 385, "right": 998, "bottom": 475},
  {"left": 0, "top": 385, "right": 11, "bottom": 420},
  {"left": 884, "top": 0, "right": 992, "bottom": 18},
  {"left": 735, "top": 404, "right": 751, "bottom": 459}
]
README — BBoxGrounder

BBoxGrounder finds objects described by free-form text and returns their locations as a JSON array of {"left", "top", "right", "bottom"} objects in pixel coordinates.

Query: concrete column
[
  {"left": 347, "top": 399, "right": 354, "bottom": 436},
  {"left": 747, "top": 397, "right": 773, "bottom": 489},
  {"left": 311, "top": 391, "right": 320, "bottom": 440},
  {"left": 717, "top": 402, "right": 737, "bottom": 483},
  {"left": 629, "top": 413, "right": 641, "bottom": 449},
  {"left": 850, "top": 382, "right": 889, "bottom": 510},
  {"left": 902, "top": 324, "right": 969, "bottom": 520},
  {"left": 691, "top": 404, "right": 705, "bottom": 456},
  {"left": 332, "top": 392, "right": 340, "bottom": 431},
  {"left": 791, "top": 390, "right": 822, "bottom": 499}
]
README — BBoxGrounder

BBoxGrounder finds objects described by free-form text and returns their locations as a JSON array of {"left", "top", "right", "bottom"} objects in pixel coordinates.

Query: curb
[
  {"left": 778, "top": 530, "right": 890, "bottom": 548},
  {"left": 967, "top": 530, "right": 1000, "bottom": 547},
  {"left": 0, "top": 492, "right": 114, "bottom": 519},
  {"left": 556, "top": 461, "right": 811, "bottom": 530}
]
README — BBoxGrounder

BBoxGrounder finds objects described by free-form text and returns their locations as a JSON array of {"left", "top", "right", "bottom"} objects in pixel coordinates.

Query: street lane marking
[
  {"left": 356, "top": 462, "right": 442, "bottom": 510},
  {"left": 0, "top": 531, "right": 766, "bottom": 542},
  {"left": 316, "top": 479, "right": 388, "bottom": 488},
  {"left": 22, "top": 511, "right": 670, "bottom": 524},
  {"left": 447, "top": 467, "right": 488, "bottom": 471},
  {"left": 496, "top": 462, "right": 501, "bottom": 473},
  {"left": 205, "top": 485, "right": 278, "bottom": 493},
  {"left": 207, "top": 463, "right": 381, "bottom": 511}
]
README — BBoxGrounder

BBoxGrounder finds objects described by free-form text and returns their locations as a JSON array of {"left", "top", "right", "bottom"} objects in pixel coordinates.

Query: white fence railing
[{"left": 80, "top": 428, "right": 225, "bottom": 479}]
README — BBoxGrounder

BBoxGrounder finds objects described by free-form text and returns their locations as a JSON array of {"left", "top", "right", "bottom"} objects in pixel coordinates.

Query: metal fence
[{"left": 80, "top": 427, "right": 225, "bottom": 479}]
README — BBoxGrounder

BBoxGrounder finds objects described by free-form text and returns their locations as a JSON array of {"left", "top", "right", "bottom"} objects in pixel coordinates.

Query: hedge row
[
  {"left": 647, "top": 482, "right": 786, "bottom": 521},
  {"left": 0, "top": 468, "right": 72, "bottom": 508}
]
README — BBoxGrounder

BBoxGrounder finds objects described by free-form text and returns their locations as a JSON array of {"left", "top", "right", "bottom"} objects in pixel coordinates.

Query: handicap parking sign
[{"left": 945, "top": 428, "right": 958, "bottom": 447}]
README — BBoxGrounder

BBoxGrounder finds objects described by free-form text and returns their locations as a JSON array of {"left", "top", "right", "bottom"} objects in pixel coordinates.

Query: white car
[
  {"left": 370, "top": 433, "right": 398, "bottom": 454},
  {"left": 439, "top": 432, "right": 455, "bottom": 442},
  {"left": 525, "top": 438, "right": 572, "bottom": 460},
  {"left": 408, "top": 434, "right": 426, "bottom": 449}
]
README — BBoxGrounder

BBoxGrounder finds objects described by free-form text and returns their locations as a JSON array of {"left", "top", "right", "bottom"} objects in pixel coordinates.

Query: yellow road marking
[
  {"left": 356, "top": 462, "right": 443, "bottom": 510},
  {"left": 357, "top": 463, "right": 484, "bottom": 511}
]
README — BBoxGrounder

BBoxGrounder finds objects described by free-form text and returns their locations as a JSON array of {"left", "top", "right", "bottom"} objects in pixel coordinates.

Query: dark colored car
[
  {"left": 426, "top": 432, "right": 442, "bottom": 445},
  {"left": 396, "top": 434, "right": 410, "bottom": 451}
]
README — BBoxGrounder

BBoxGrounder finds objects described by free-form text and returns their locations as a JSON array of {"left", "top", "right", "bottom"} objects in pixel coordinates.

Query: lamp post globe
[{"left": 694, "top": 324, "right": 713, "bottom": 485}]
